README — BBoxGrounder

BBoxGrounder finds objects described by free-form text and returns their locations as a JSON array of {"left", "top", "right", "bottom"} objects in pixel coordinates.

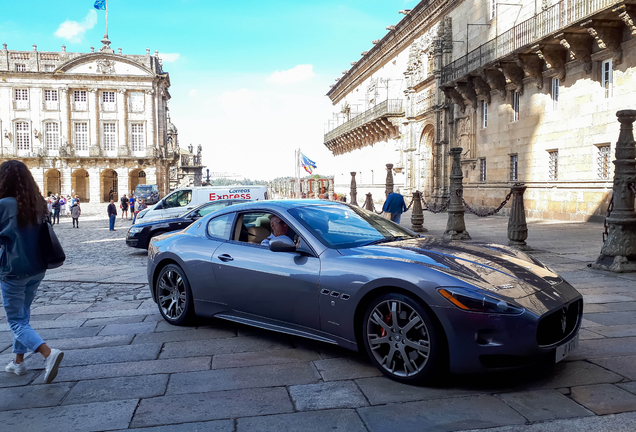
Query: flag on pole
[
  {"left": 94, "top": 0, "right": 106, "bottom": 10},
  {"left": 300, "top": 153, "right": 317, "bottom": 174}
]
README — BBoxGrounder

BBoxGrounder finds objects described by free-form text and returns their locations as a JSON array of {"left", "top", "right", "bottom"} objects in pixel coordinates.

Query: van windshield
[{"left": 136, "top": 185, "right": 153, "bottom": 191}]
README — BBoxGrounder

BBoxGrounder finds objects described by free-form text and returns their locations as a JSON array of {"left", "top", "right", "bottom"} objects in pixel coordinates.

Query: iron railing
[
  {"left": 414, "top": 91, "right": 436, "bottom": 117},
  {"left": 441, "top": 0, "right": 621, "bottom": 84},
  {"left": 324, "top": 99, "right": 404, "bottom": 142}
]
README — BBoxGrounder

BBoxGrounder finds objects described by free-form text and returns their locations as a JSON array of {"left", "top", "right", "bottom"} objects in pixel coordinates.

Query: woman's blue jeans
[{"left": 1, "top": 272, "right": 47, "bottom": 354}]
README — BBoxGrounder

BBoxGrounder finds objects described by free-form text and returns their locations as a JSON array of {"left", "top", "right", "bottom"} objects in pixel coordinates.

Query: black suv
[{"left": 134, "top": 184, "right": 160, "bottom": 205}]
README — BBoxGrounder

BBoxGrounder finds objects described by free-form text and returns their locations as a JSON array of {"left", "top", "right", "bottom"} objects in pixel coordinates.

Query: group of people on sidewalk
[
  {"left": 46, "top": 194, "right": 82, "bottom": 228},
  {"left": 107, "top": 194, "right": 147, "bottom": 231}
]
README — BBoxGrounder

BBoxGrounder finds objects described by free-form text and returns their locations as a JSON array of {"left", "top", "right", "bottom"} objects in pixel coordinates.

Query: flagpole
[{"left": 105, "top": 0, "right": 108, "bottom": 37}]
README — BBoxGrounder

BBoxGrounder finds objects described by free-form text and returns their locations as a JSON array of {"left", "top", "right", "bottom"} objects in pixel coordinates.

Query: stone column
[
  {"left": 411, "top": 190, "right": 427, "bottom": 232},
  {"left": 385, "top": 164, "right": 394, "bottom": 198},
  {"left": 328, "top": 177, "right": 335, "bottom": 200},
  {"left": 350, "top": 172, "right": 358, "bottom": 206},
  {"left": 364, "top": 193, "right": 374, "bottom": 211},
  {"left": 89, "top": 88, "right": 100, "bottom": 156},
  {"left": 508, "top": 183, "right": 530, "bottom": 250},
  {"left": 118, "top": 90, "right": 129, "bottom": 156},
  {"left": 443, "top": 147, "right": 471, "bottom": 240},
  {"left": 60, "top": 87, "right": 70, "bottom": 145},
  {"left": 593, "top": 110, "right": 636, "bottom": 272}
]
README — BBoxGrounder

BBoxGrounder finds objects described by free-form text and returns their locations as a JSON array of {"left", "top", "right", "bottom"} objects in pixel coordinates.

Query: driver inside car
[{"left": 261, "top": 215, "right": 297, "bottom": 247}]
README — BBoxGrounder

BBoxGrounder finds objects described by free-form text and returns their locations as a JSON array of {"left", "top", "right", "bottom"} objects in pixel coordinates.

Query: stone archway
[
  {"left": 101, "top": 169, "right": 118, "bottom": 202},
  {"left": 44, "top": 169, "right": 61, "bottom": 197},
  {"left": 418, "top": 124, "right": 435, "bottom": 197},
  {"left": 71, "top": 169, "right": 90, "bottom": 202},
  {"left": 128, "top": 169, "right": 146, "bottom": 195}
]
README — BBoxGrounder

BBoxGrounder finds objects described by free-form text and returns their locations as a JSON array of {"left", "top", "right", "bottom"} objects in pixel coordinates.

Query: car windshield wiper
[{"left": 365, "top": 236, "right": 408, "bottom": 246}]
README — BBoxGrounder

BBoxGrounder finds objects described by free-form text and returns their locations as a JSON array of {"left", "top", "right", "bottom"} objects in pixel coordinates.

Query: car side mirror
[
  {"left": 156, "top": 200, "right": 164, "bottom": 209},
  {"left": 269, "top": 237, "right": 297, "bottom": 253}
]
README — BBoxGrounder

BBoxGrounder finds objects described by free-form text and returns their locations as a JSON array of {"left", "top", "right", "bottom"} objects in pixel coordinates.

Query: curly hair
[{"left": 0, "top": 160, "right": 48, "bottom": 227}]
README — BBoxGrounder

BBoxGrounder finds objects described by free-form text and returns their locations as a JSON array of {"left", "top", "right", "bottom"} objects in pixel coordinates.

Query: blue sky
[{"left": 1, "top": 0, "right": 418, "bottom": 179}]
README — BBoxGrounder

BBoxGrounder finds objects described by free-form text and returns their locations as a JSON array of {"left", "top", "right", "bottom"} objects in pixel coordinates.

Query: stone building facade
[
  {"left": 325, "top": 0, "right": 635, "bottom": 221},
  {"left": 0, "top": 40, "right": 179, "bottom": 202}
]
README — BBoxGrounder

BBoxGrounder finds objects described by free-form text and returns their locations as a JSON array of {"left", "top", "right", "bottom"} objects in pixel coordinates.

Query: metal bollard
[
  {"left": 593, "top": 110, "right": 636, "bottom": 272},
  {"left": 507, "top": 183, "right": 530, "bottom": 250},
  {"left": 443, "top": 148, "right": 471, "bottom": 240},
  {"left": 364, "top": 193, "right": 374, "bottom": 212},
  {"left": 410, "top": 190, "right": 427, "bottom": 233},
  {"left": 350, "top": 172, "right": 358, "bottom": 206}
]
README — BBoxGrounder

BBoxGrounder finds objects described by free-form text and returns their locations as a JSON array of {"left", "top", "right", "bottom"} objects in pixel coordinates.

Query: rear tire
[
  {"left": 361, "top": 292, "right": 446, "bottom": 384},
  {"left": 155, "top": 264, "right": 195, "bottom": 326}
]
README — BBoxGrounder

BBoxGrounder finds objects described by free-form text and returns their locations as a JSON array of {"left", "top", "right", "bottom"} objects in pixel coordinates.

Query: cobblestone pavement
[{"left": 1, "top": 208, "right": 636, "bottom": 431}]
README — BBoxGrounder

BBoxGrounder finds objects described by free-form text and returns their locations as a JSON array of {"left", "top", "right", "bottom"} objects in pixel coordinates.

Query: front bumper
[
  {"left": 433, "top": 289, "right": 583, "bottom": 374},
  {"left": 126, "top": 231, "right": 146, "bottom": 249}
]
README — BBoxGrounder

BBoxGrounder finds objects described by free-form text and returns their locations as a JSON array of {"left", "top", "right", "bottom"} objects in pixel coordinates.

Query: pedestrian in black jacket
[
  {"left": 107, "top": 199, "right": 117, "bottom": 231},
  {"left": 51, "top": 198, "right": 60, "bottom": 225}
]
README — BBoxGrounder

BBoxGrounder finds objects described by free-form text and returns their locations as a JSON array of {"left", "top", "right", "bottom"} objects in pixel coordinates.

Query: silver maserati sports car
[{"left": 147, "top": 200, "right": 582, "bottom": 384}]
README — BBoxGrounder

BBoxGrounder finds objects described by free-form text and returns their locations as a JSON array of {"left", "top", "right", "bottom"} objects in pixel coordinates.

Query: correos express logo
[{"left": 210, "top": 189, "right": 252, "bottom": 201}]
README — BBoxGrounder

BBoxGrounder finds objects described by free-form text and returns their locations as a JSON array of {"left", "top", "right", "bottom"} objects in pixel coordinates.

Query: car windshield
[
  {"left": 136, "top": 185, "right": 153, "bottom": 191},
  {"left": 289, "top": 205, "right": 417, "bottom": 249}
]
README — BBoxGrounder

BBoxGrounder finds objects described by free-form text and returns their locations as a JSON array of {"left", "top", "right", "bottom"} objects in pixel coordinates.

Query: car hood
[
  {"left": 341, "top": 237, "right": 564, "bottom": 300},
  {"left": 134, "top": 215, "right": 189, "bottom": 228}
]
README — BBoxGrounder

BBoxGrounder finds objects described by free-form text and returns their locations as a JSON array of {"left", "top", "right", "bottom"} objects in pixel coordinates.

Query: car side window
[
  {"left": 207, "top": 213, "right": 234, "bottom": 240},
  {"left": 232, "top": 212, "right": 297, "bottom": 246},
  {"left": 197, "top": 202, "right": 229, "bottom": 218},
  {"left": 164, "top": 190, "right": 192, "bottom": 209}
]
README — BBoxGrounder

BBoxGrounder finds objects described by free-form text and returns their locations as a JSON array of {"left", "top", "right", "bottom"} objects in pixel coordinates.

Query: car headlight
[
  {"left": 437, "top": 287, "right": 524, "bottom": 315},
  {"left": 128, "top": 226, "right": 144, "bottom": 235}
]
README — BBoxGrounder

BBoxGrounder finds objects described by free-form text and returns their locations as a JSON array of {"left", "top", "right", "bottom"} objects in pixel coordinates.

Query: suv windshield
[
  {"left": 289, "top": 205, "right": 417, "bottom": 249},
  {"left": 136, "top": 185, "right": 153, "bottom": 192}
]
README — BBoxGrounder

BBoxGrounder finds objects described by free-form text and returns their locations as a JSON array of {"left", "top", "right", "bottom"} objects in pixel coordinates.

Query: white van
[{"left": 136, "top": 185, "right": 268, "bottom": 222}]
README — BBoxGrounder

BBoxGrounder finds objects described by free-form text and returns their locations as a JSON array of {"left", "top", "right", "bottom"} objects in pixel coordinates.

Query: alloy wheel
[
  {"left": 158, "top": 269, "right": 187, "bottom": 320},
  {"left": 366, "top": 299, "right": 431, "bottom": 377}
]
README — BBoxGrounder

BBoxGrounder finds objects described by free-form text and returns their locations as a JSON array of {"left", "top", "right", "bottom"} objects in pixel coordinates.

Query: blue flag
[
  {"left": 94, "top": 0, "right": 106, "bottom": 10},
  {"left": 300, "top": 153, "right": 317, "bottom": 174}
]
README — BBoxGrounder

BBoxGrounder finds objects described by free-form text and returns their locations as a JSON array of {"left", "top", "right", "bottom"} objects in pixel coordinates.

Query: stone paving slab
[
  {"left": 159, "top": 334, "right": 293, "bottom": 359},
  {"left": 313, "top": 356, "right": 382, "bottom": 381},
  {"left": 62, "top": 374, "right": 169, "bottom": 405},
  {"left": 358, "top": 394, "right": 527, "bottom": 432},
  {"left": 496, "top": 389, "right": 593, "bottom": 422},
  {"left": 584, "top": 312, "right": 636, "bottom": 326},
  {"left": 289, "top": 381, "right": 369, "bottom": 411},
  {"left": 131, "top": 387, "right": 294, "bottom": 428},
  {"left": 456, "top": 411, "right": 636, "bottom": 431},
  {"left": 132, "top": 327, "right": 236, "bottom": 344},
  {"left": 98, "top": 322, "right": 158, "bottom": 336},
  {"left": 568, "top": 336, "right": 636, "bottom": 360},
  {"left": 589, "top": 355, "right": 636, "bottom": 380},
  {"left": 57, "top": 307, "right": 157, "bottom": 321},
  {"left": 355, "top": 376, "right": 481, "bottom": 405},
  {"left": 236, "top": 409, "right": 368, "bottom": 432},
  {"left": 570, "top": 384, "right": 636, "bottom": 415},
  {"left": 54, "top": 356, "right": 212, "bottom": 382},
  {"left": 52, "top": 342, "right": 161, "bottom": 367},
  {"left": 166, "top": 362, "right": 320, "bottom": 394},
  {"left": 211, "top": 347, "right": 321, "bottom": 369},
  {"left": 0, "top": 399, "right": 138, "bottom": 432},
  {"left": 0, "top": 382, "right": 74, "bottom": 411},
  {"left": 618, "top": 381, "right": 636, "bottom": 396},
  {"left": 82, "top": 315, "right": 147, "bottom": 327},
  {"left": 111, "top": 420, "right": 234, "bottom": 432},
  {"left": 514, "top": 360, "right": 623, "bottom": 390},
  {"left": 0, "top": 319, "right": 87, "bottom": 331},
  {"left": 0, "top": 370, "right": 41, "bottom": 388},
  {"left": 588, "top": 324, "right": 636, "bottom": 338},
  {"left": 581, "top": 294, "right": 636, "bottom": 304}
]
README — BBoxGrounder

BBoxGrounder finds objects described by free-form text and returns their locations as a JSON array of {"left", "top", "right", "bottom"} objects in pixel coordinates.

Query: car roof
[{"left": 224, "top": 199, "right": 349, "bottom": 212}]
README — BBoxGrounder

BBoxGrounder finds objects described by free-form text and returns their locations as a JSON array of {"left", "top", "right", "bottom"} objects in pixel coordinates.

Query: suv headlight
[
  {"left": 437, "top": 287, "right": 524, "bottom": 315},
  {"left": 128, "top": 226, "right": 143, "bottom": 235}
]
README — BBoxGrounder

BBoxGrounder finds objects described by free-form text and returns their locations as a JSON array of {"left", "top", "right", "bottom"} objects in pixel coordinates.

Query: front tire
[
  {"left": 155, "top": 264, "right": 195, "bottom": 326},
  {"left": 362, "top": 293, "right": 445, "bottom": 384}
]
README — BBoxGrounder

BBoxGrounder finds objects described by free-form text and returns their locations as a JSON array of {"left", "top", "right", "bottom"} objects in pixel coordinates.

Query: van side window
[{"left": 164, "top": 190, "right": 192, "bottom": 209}]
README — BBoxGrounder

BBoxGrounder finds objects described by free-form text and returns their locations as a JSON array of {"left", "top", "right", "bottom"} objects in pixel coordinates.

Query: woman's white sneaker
[
  {"left": 43, "top": 349, "right": 64, "bottom": 384},
  {"left": 5, "top": 360, "right": 27, "bottom": 376}
]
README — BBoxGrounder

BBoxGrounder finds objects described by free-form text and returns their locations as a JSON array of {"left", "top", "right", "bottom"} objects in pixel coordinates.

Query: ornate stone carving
[
  {"left": 59, "top": 141, "right": 75, "bottom": 158},
  {"left": 455, "top": 81, "right": 477, "bottom": 108},
  {"left": 481, "top": 68, "right": 506, "bottom": 98},
  {"left": 582, "top": 20, "right": 623, "bottom": 64},
  {"left": 515, "top": 53, "right": 544, "bottom": 89},
  {"left": 96, "top": 59, "right": 116, "bottom": 74},
  {"left": 501, "top": 62, "right": 525, "bottom": 95},
  {"left": 613, "top": 4, "right": 636, "bottom": 36},
  {"left": 471, "top": 75, "right": 491, "bottom": 104},
  {"left": 533, "top": 45, "right": 566, "bottom": 81},
  {"left": 556, "top": 32, "right": 593, "bottom": 74},
  {"left": 442, "top": 86, "right": 465, "bottom": 113}
]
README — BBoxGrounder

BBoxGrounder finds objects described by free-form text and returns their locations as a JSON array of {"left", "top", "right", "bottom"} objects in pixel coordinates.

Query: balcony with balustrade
[
  {"left": 440, "top": 0, "right": 634, "bottom": 109},
  {"left": 324, "top": 99, "right": 404, "bottom": 155}
]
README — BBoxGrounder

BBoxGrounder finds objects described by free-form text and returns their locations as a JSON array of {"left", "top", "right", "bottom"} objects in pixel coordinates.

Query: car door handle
[{"left": 218, "top": 254, "right": 234, "bottom": 262}]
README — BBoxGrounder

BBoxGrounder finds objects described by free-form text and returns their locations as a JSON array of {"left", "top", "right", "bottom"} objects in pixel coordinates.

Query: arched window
[
  {"left": 45, "top": 122, "right": 60, "bottom": 151},
  {"left": 15, "top": 122, "right": 30, "bottom": 151}
]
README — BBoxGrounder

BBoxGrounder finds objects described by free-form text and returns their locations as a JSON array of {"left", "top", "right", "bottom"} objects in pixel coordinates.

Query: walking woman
[{"left": 0, "top": 160, "right": 64, "bottom": 383}]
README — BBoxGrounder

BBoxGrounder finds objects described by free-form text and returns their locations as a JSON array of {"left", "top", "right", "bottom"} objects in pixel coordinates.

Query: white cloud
[
  {"left": 188, "top": 89, "right": 198, "bottom": 98},
  {"left": 218, "top": 88, "right": 257, "bottom": 113},
  {"left": 267, "top": 64, "right": 315, "bottom": 84},
  {"left": 54, "top": 10, "right": 97, "bottom": 43},
  {"left": 159, "top": 53, "right": 180, "bottom": 63}
]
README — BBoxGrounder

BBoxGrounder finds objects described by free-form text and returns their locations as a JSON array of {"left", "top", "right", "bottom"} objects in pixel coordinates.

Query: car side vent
[
  {"left": 330, "top": 291, "right": 340, "bottom": 297},
  {"left": 340, "top": 294, "right": 350, "bottom": 300},
  {"left": 320, "top": 289, "right": 330, "bottom": 296}
]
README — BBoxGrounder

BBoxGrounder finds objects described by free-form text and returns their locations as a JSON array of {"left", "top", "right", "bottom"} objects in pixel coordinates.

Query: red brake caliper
[{"left": 380, "top": 312, "right": 392, "bottom": 337}]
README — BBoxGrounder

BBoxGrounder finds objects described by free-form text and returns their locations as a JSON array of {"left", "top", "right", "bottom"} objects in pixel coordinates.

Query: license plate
[{"left": 555, "top": 334, "right": 579, "bottom": 363}]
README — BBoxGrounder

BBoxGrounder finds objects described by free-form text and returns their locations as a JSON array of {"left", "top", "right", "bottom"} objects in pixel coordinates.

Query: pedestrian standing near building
[
  {"left": 120, "top": 194, "right": 129, "bottom": 219},
  {"left": 134, "top": 198, "right": 146, "bottom": 224},
  {"left": 129, "top": 194, "right": 135, "bottom": 220},
  {"left": 382, "top": 192, "right": 408, "bottom": 224},
  {"left": 107, "top": 199, "right": 117, "bottom": 231},
  {"left": 59, "top": 195, "right": 66, "bottom": 218},
  {"left": 0, "top": 160, "right": 64, "bottom": 383},
  {"left": 46, "top": 198, "right": 53, "bottom": 215},
  {"left": 70, "top": 199, "right": 81, "bottom": 228},
  {"left": 51, "top": 198, "right": 60, "bottom": 226}
]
